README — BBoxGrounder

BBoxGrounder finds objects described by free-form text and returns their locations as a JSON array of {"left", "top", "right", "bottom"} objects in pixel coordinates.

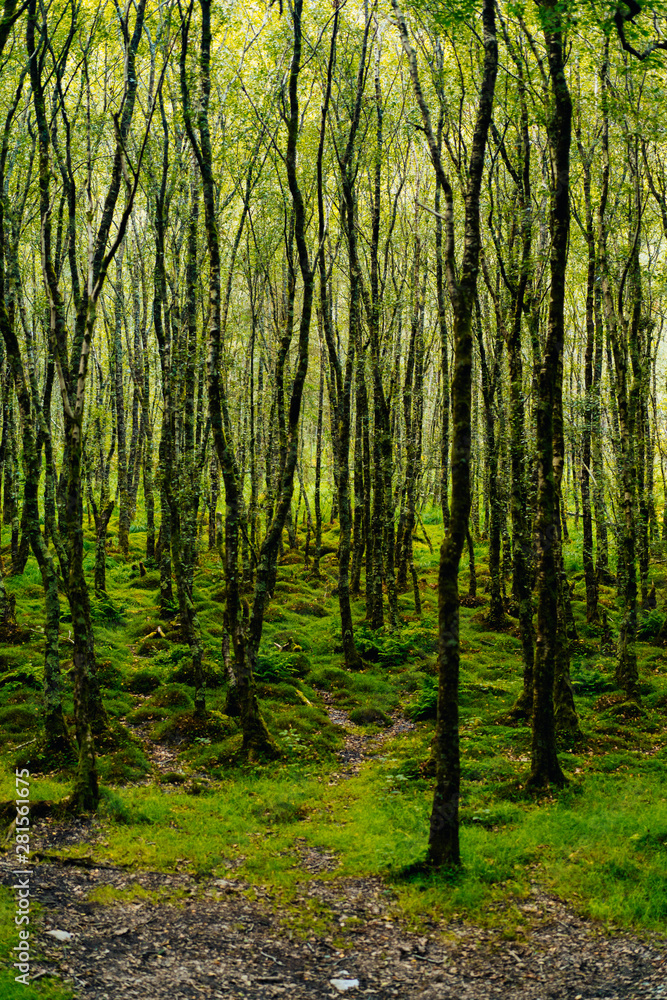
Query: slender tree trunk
[
  {"left": 394, "top": 0, "right": 497, "bottom": 866},
  {"left": 529, "top": 1, "right": 571, "bottom": 788}
]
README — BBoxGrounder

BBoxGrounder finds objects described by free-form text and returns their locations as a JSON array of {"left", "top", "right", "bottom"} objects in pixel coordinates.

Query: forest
[{"left": 0, "top": 0, "right": 667, "bottom": 997}]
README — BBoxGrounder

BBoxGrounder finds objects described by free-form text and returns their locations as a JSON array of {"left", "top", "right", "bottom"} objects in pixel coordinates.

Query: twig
[
  {"left": 260, "top": 951, "right": 283, "bottom": 966},
  {"left": 12, "top": 739, "right": 36, "bottom": 751}
]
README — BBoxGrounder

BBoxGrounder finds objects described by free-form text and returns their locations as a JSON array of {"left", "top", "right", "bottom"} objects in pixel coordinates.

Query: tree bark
[{"left": 394, "top": 0, "right": 497, "bottom": 866}]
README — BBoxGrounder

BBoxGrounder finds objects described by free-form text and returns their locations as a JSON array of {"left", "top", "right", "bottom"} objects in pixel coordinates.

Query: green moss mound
[
  {"left": 125, "top": 670, "right": 162, "bottom": 695},
  {"left": 348, "top": 706, "right": 392, "bottom": 727}
]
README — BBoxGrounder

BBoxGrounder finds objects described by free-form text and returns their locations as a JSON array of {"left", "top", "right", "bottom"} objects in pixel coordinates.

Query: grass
[{"left": 0, "top": 510, "right": 667, "bottom": 954}]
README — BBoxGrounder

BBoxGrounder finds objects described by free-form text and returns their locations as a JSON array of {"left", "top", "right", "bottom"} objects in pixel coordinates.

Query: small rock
[
  {"left": 330, "top": 978, "right": 359, "bottom": 992},
  {"left": 46, "top": 929, "right": 73, "bottom": 942}
]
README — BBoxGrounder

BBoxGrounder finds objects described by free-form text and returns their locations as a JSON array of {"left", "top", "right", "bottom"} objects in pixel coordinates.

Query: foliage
[
  {"left": 125, "top": 670, "right": 162, "bottom": 695},
  {"left": 90, "top": 592, "right": 126, "bottom": 625},
  {"left": 636, "top": 610, "right": 665, "bottom": 642},
  {"left": 406, "top": 676, "right": 438, "bottom": 720},
  {"left": 570, "top": 662, "right": 616, "bottom": 695},
  {"left": 353, "top": 622, "right": 436, "bottom": 666},
  {"left": 255, "top": 648, "right": 310, "bottom": 683}
]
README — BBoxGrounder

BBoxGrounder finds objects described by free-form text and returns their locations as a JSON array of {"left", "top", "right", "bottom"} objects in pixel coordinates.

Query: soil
[{"left": 2, "top": 706, "right": 666, "bottom": 999}]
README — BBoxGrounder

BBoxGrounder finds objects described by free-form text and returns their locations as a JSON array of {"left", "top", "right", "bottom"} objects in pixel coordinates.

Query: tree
[{"left": 394, "top": 0, "right": 498, "bottom": 866}]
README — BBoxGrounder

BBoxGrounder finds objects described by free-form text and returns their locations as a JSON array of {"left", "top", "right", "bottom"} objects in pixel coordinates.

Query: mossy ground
[{"left": 0, "top": 507, "right": 667, "bottom": 964}]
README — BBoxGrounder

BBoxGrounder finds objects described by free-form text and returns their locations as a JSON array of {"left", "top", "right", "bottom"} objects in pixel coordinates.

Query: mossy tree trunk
[
  {"left": 311, "top": 344, "right": 325, "bottom": 579},
  {"left": 394, "top": 0, "right": 497, "bottom": 866},
  {"left": 576, "top": 110, "right": 599, "bottom": 624},
  {"left": 528, "top": 0, "right": 571, "bottom": 788},
  {"left": 474, "top": 299, "right": 504, "bottom": 627},
  {"left": 316, "top": 3, "right": 364, "bottom": 667},
  {"left": 367, "top": 42, "right": 393, "bottom": 630},
  {"left": 432, "top": 43, "right": 450, "bottom": 531},
  {"left": 166, "top": 181, "right": 206, "bottom": 718},
  {"left": 28, "top": 0, "right": 147, "bottom": 811},
  {"left": 492, "top": 36, "right": 535, "bottom": 716},
  {"left": 598, "top": 48, "right": 642, "bottom": 703},
  {"left": 0, "top": 95, "right": 71, "bottom": 756},
  {"left": 396, "top": 234, "right": 426, "bottom": 616},
  {"left": 183, "top": 0, "right": 315, "bottom": 754}
]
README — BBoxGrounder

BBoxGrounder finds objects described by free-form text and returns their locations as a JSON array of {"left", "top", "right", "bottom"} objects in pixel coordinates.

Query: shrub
[
  {"left": 570, "top": 662, "right": 615, "bottom": 695},
  {"left": 0, "top": 706, "right": 39, "bottom": 733},
  {"left": 130, "top": 706, "right": 168, "bottom": 722},
  {"left": 637, "top": 610, "right": 665, "bottom": 642},
  {"left": 0, "top": 670, "right": 40, "bottom": 690},
  {"left": 168, "top": 660, "right": 224, "bottom": 688},
  {"left": 406, "top": 676, "right": 438, "bottom": 721},
  {"left": 310, "top": 666, "right": 350, "bottom": 690},
  {"left": 90, "top": 593, "right": 126, "bottom": 624},
  {"left": 288, "top": 600, "right": 328, "bottom": 617},
  {"left": 255, "top": 649, "right": 310, "bottom": 683},
  {"left": 130, "top": 572, "right": 160, "bottom": 590},
  {"left": 100, "top": 745, "right": 151, "bottom": 784},
  {"left": 205, "top": 710, "right": 237, "bottom": 738},
  {"left": 354, "top": 623, "right": 436, "bottom": 666},
  {"left": 97, "top": 660, "right": 123, "bottom": 689},
  {"left": 137, "top": 633, "right": 170, "bottom": 656}
]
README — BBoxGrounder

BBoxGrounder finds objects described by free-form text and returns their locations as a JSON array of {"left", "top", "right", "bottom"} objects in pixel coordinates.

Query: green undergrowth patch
[
  {"left": 308, "top": 662, "right": 400, "bottom": 718},
  {"left": 86, "top": 883, "right": 188, "bottom": 907}
]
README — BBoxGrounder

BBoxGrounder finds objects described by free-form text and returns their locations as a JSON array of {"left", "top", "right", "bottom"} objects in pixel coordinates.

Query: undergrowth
[{"left": 0, "top": 515, "right": 666, "bottom": 949}]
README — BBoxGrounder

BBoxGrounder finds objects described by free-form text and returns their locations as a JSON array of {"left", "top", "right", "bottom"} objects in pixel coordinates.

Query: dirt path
[
  {"left": 122, "top": 714, "right": 185, "bottom": 779},
  {"left": 316, "top": 689, "right": 415, "bottom": 780}
]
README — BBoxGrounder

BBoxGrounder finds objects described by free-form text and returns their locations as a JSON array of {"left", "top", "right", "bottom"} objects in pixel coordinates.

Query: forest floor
[
  {"left": 2, "top": 700, "right": 667, "bottom": 999},
  {"left": 1, "top": 519, "right": 667, "bottom": 998}
]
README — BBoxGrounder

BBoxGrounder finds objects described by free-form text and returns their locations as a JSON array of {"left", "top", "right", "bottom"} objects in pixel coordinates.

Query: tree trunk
[
  {"left": 394, "top": 0, "right": 497, "bottom": 866},
  {"left": 528, "top": 1, "right": 571, "bottom": 789}
]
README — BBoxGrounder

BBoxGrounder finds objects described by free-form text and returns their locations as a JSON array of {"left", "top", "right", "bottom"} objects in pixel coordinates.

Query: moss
[
  {"left": 264, "top": 607, "right": 286, "bottom": 623},
  {"left": 96, "top": 660, "right": 124, "bottom": 689},
  {"left": 150, "top": 684, "right": 193, "bottom": 710},
  {"left": 125, "top": 670, "right": 162, "bottom": 695},
  {"left": 288, "top": 600, "right": 328, "bottom": 618},
  {"left": 161, "top": 770, "right": 188, "bottom": 784},
  {"left": 136, "top": 634, "right": 170, "bottom": 656},
  {"left": 0, "top": 671, "right": 41, "bottom": 692},
  {"left": 348, "top": 706, "right": 392, "bottom": 727},
  {"left": 129, "top": 706, "right": 169, "bottom": 722},
  {"left": 129, "top": 572, "right": 160, "bottom": 590},
  {"left": 204, "top": 711, "right": 237, "bottom": 739},
  {"left": 310, "top": 666, "right": 351, "bottom": 690},
  {"left": 168, "top": 661, "right": 224, "bottom": 688},
  {"left": 0, "top": 705, "right": 39, "bottom": 733},
  {"left": 98, "top": 744, "right": 151, "bottom": 784},
  {"left": 272, "top": 630, "right": 311, "bottom": 652},
  {"left": 279, "top": 552, "right": 303, "bottom": 566}
]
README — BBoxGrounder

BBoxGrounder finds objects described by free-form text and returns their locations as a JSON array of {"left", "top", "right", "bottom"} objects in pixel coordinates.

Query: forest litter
[{"left": 1, "top": 855, "right": 665, "bottom": 999}]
